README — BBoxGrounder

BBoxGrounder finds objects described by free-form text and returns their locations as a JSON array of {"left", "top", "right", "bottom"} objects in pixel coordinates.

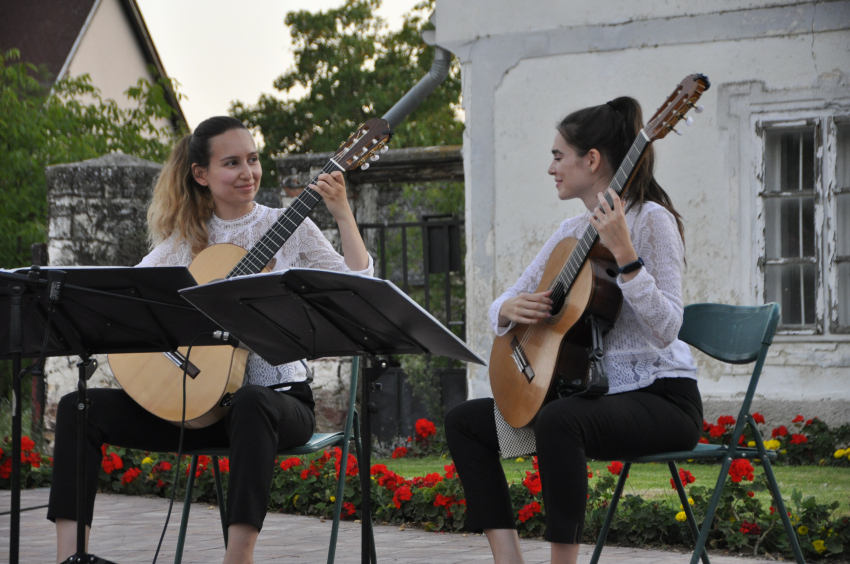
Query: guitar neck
[
  {"left": 226, "top": 158, "right": 345, "bottom": 278},
  {"left": 556, "top": 130, "right": 651, "bottom": 287}
]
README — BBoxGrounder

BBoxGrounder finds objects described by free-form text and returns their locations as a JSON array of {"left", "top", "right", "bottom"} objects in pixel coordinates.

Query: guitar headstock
[
  {"left": 644, "top": 74, "right": 710, "bottom": 141},
  {"left": 333, "top": 118, "right": 394, "bottom": 171}
]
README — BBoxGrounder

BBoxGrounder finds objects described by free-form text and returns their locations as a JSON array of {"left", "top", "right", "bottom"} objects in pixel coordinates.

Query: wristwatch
[{"left": 618, "top": 257, "right": 644, "bottom": 275}]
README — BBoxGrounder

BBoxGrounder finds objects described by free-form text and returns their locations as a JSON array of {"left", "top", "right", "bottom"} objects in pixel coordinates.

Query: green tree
[
  {"left": 0, "top": 49, "right": 183, "bottom": 270},
  {"left": 230, "top": 0, "right": 463, "bottom": 186}
]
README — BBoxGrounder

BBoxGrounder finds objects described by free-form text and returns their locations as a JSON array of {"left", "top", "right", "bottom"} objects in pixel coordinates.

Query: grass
[{"left": 377, "top": 455, "right": 850, "bottom": 516}]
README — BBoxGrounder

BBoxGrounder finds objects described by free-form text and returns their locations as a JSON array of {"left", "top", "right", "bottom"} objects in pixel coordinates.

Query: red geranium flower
[
  {"left": 587, "top": 465, "right": 593, "bottom": 479},
  {"left": 121, "top": 467, "right": 142, "bottom": 485},
  {"left": 670, "top": 468, "right": 696, "bottom": 489},
  {"left": 0, "top": 458, "right": 12, "bottom": 479},
  {"left": 218, "top": 458, "right": 230, "bottom": 473},
  {"left": 532, "top": 456, "right": 538, "bottom": 470},
  {"left": 392, "top": 446, "right": 408, "bottom": 459},
  {"left": 791, "top": 415, "right": 804, "bottom": 423},
  {"left": 717, "top": 415, "right": 736, "bottom": 426},
  {"left": 342, "top": 501, "right": 356, "bottom": 518},
  {"left": 805, "top": 419, "right": 813, "bottom": 426},
  {"left": 415, "top": 419, "right": 437, "bottom": 440},
  {"left": 27, "top": 452, "right": 41, "bottom": 468},
  {"left": 444, "top": 463, "right": 457, "bottom": 479},
  {"left": 740, "top": 521, "right": 761, "bottom": 535},
  {"left": 392, "top": 485, "right": 412, "bottom": 508},
  {"left": 101, "top": 452, "right": 123, "bottom": 474},
  {"left": 789, "top": 434, "right": 808, "bottom": 445},
  {"left": 280, "top": 457, "right": 302, "bottom": 471},
  {"left": 523, "top": 471, "right": 541, "bottom": 496},
  {"left": 771, "top": 426, "right": 788, "bottom": 438},
  {"left": 709, "top": 425, "right": 725, "bottom": 438},
  {"left": 21, "top": 436, "right": 35, "bottom": 452},
  {"left": 752, "top": 412, "right": 765, "bottom": 424},
  {"left": 518, "top": 501, "right": 542, "bottom": 523},
  {"left": 153, "top": 461, "right": 172, "bottom": 473},
  {"left": 702, "top": 420, "right": 711, "bottom": 431},
  {"left": 728, "top": 459, "right": 754, "bottom": 483},
  {"left": 747, "top": 491, "right": 755, "bottom": 498},
  {"left": 434, "top": 493, "right": 457, "bottom": 517},
  {"left": 371, "top": 463, "right": 388, "bottom": 476},
  {"left": 699, "top": 437, "right": 709, "bottom": 444},
  {"left": 607, "top": 461, "right": 624, "bottom": 476}
]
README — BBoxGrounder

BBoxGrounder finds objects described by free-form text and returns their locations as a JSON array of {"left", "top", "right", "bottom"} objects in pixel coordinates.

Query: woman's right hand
[{"left": 498, "top": 290, "right": 553, "bottom": 326}]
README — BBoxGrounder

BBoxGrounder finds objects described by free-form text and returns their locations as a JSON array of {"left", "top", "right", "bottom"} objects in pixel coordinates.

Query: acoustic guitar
[
  {"left": 108, "top": 118, "right": 393, "bottom": 428},
  {"left": 490, "top": 74, "right": 711, "bottom": 429}
]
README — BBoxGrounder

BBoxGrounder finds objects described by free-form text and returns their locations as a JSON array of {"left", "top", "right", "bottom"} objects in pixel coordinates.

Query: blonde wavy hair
[{"left": 147, "top": 116, "right": 247, "bottom": 256}]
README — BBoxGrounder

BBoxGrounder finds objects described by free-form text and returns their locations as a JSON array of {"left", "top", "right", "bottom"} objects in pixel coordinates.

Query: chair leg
[
  {"left": 174, "top": 455, "right": 199, "bottom": 564},
  {"left": 688, "top": 456, "right": 735, "bottom": 564},
  {"left": 760, "top": 456, "right": 806, "bottom": 564},
  {"left": 211, "top": 456, "right": 228, "bottom": 548},
  {"left": 589, "top": 462, "right": 631, "bottom": 564},
  {"left": 668, "top": 462, "right": 710, "bottom": 564},
  {"left": 328, "top": 432, "right": 355, "bottom": 564}
]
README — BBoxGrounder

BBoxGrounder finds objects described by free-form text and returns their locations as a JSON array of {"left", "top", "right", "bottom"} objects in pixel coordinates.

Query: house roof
[{"left": 0, "top": 0, "right": 186, "bottom": 128}]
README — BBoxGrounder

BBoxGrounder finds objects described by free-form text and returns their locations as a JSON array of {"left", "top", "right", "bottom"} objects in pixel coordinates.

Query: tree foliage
[
  {"left": 0, "top": 49, "right": 182, "bottom": 269},
  {"left": 230, "top": 0, "right": 463, "bottom": 186}
]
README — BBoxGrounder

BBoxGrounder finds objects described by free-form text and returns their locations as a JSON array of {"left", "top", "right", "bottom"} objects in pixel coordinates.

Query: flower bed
[{"left": 3, "top": 413, "right": 850, "bottom": 560}]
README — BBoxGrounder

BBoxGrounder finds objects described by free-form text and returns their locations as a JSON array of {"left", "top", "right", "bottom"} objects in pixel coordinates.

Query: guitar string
[
  {"left": 227, "top": 159, "right": 340, "bottom": 279},
  {"left": 516, "top": 133, "right": 648, "bottom": 354}
]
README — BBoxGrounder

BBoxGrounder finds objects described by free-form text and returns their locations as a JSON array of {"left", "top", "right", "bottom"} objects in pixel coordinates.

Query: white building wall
[{"left": 437, "top": 0, "right": 850, "bottom": 424}]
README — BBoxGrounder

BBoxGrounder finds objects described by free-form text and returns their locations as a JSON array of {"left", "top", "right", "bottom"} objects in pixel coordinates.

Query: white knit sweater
[
  {"left": 489, "top": 201, "right": 697, "bottom": 394},
  {"left": 138, "top": 203, "right": 374, "bottom": 387}
]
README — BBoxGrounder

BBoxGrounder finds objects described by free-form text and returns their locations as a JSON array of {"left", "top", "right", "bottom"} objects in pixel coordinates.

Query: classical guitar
[
  {"left": 490, "top": 74, "right": 711, "bottom": 429},
  {"left": 108, "top": 118, "right": 393, "bottom": 428}
]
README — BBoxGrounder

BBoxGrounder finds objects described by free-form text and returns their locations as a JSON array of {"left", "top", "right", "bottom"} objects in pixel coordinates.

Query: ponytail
[
  {"left": 147, "top": 116, "right": 247, "bottom": 256},
  {"left": 556, "top": 97, "right": 686, "bottom": 244}
]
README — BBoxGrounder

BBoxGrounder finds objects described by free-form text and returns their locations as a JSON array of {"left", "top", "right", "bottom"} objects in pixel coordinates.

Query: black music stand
[
  {"left": 180, "top": 268, "right": 486, "bottom": 564},
  {"left": 0, "top": 266, "right": 224, "bottom": 564}
]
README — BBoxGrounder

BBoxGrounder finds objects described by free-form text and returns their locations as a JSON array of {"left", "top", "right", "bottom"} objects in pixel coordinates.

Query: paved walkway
[{"left": 2, "top": 489, "right": 776, "bottom": 564}]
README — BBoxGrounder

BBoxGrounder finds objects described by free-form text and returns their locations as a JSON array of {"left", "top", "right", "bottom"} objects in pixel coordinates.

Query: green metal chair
[
  {"left": 173, "top": 356, "right": 374, "bottom": 564},
  {"left": 590, "top": 303, "right": 806, "bottom": 564}
]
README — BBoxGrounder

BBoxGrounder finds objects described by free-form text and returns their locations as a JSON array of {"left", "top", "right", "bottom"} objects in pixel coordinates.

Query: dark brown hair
[{"left": 556, "top": 97, "right": 685, "bottom": 243}]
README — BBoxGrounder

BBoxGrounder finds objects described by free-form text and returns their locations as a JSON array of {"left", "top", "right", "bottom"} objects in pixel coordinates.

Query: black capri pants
[
  {"left": 445, "top": 377, "right": 702, "bottom": 544},
  {"left": 47, "top": 384, "right": 315, "bottom": 532}
]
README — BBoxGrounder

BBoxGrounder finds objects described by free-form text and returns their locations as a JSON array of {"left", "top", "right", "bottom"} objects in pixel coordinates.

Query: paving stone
[{"left": 1, "top": 489, "right": 777, "bottom": 563}]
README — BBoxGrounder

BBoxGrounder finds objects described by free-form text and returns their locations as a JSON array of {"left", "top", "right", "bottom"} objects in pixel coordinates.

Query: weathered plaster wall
[{"left": 437, "top": 0, "right": 850, "bottom": 424}]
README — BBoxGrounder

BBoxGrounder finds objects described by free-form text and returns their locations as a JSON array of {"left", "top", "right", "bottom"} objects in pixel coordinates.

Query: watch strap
[{"left": 618, "top": 257, "right": 644, "bottom": 274}]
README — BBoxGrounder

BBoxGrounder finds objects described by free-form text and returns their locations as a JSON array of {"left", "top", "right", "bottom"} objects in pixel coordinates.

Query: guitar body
[
  {"left": 108, "top": 244, "right": 258, "bottom": 429},
  {"left": 490, "top": 238, "right": 622, "bottom": 429}
]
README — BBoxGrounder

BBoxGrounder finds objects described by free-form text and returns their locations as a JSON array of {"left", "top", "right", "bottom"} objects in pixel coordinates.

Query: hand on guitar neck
[
  {"left": 309, "top": 170, "right": 369, "bottom": 272},
  {"left": 590, "top": 187, "right": 640, "bottom": 282}
]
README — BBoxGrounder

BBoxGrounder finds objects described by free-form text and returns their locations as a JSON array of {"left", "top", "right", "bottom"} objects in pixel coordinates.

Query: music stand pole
[
  {"left": 359, "top": 357, "right": 386, "bottom": 564},
  {"left": 9, "top": 283, "right": 23, "bottom": 564}
]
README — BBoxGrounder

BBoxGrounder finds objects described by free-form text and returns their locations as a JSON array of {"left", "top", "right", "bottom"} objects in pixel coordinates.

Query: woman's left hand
[
  {"left": 311, "top": 171, "right": 354, "bottom": 221},
  {"left": 591, "top": 188, "right": 640, "bottom": 278}
]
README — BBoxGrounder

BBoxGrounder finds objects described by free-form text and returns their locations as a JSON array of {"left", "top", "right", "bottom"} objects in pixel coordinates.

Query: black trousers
[
  {"left": 445, "top": 377, "right": 702, "bottom": 543},
  {"left": 47, "top": 384, "right": 315, "bottom": 532}
]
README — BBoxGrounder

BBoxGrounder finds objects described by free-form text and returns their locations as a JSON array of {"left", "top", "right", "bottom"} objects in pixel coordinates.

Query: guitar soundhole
[{"left": 550, "top": 282, "right": 567, "bottom": 316}]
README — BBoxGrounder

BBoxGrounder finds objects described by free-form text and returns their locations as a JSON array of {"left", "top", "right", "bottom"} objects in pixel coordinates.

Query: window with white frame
[{"left": 760, "top": 118, "right": 849, "bottom": 334}]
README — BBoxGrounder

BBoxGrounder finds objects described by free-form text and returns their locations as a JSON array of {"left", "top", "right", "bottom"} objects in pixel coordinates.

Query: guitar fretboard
[
  {"left": 553, "top": 130, "right": 651, "bottom": 292},
  {"left": 227, "top": 158, "right": 344, "bottom": 278}
]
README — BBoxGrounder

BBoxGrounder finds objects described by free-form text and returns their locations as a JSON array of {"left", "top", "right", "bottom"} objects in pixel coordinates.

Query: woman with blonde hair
[{"left": 48, "top": 116, "right": 373, "bottom": 564}]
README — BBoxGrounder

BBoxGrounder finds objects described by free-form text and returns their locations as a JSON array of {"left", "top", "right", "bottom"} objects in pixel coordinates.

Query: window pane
[
  {"left": 763, "top": 197, "right": 815, "bottom": 259},
  {"left": 766, "top": 263, "right": 816, "bottom": 326},
  {"left": 839, "top": 193, "right": 850, "bottom": 257},
  {"left": 837, "top": 124, "right": 850, "bottom": 189},
  {"left": 764, "top": 128, "right": 815, "bottom": 192},
  {"left": 839, "top": 262, "right": 850, "bottom": 328}
]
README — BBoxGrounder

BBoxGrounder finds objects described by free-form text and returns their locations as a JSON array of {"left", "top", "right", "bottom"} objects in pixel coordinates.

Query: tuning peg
[
  {"left": 380, "top": 145, "right": 389, "bottom": 153},
  {"left": 361, "top": 163, "right": 370, "bottom": 170},
  {"left": 370, "top": 155, "right": 379, "bottom": 161},
  {"left": 695, "top": 105, "right": 704, "bottom": 114},
  {"left": 685, "top": 116, "right": 694, "bottom": 126},
  {"left": 673, "top": 129, "right": 683, "bottom": 136}
]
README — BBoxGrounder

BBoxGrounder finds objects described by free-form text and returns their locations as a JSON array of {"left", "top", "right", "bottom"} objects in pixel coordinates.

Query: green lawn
[{"left": 379, "top": 455, "right": 850, "bottom": 516}]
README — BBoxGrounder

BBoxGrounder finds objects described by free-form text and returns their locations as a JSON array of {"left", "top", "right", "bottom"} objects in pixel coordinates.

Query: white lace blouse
[
  {"left": 137, "top": 203, "right": 375, "bottom": 388},
  {"left": 489, "top": 201, "right": 697, "bottom": 395}
]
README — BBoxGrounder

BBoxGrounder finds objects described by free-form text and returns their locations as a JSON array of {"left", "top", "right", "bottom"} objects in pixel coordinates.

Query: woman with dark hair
[
  {"left": 48, "top": 116, "right": 373, "bottom": 564},
  {"left": 445, "top": 97, "right": 702, "bottom": 564}
]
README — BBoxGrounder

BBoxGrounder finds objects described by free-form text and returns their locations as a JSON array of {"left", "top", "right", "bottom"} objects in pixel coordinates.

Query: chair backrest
[{"left": 678, "top": 303, "right": 781, "bottom": 365}]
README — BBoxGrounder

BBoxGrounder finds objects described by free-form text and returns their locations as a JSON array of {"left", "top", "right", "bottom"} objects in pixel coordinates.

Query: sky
[{"left": 135, "top": 0, "right": 422, "bottom": 130}]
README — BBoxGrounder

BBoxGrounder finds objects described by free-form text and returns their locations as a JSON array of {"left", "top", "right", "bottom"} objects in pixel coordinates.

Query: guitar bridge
[
  {"left": 163, "top": 351, "right": 201, "bottom": 379},
  {"left": 510, "top": 336, "right": 535, "bottom": 383}
]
